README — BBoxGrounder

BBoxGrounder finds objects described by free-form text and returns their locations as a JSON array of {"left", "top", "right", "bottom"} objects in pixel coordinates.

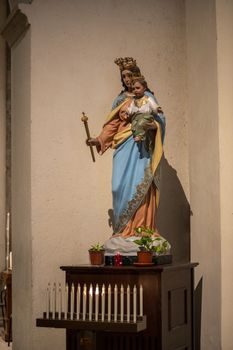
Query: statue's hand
[
  {"left": 86, "top": 138, "right": 100, "bottom": 147},
  {"left": 157, "top": 106, "right": 163, "bottom": 114}
]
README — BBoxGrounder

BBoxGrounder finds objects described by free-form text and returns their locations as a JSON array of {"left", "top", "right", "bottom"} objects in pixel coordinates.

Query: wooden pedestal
[
  {"left": 58, "top": 263, "right": 197, "bottom": 350},
  {"left": 1, "top": 270, "right": 12, "bottom": 343}
]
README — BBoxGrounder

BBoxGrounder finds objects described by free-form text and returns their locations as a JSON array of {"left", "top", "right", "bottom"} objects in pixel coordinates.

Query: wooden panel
[
  {"left": 96, "top": 333, "right": 158, "bottom": 350},
  {"left": 168, "top": 288, "right": 187, "bottom": 330},
  {"left": 67, "top": 330, "right": 95, "bottom": 350},
  {"left": 161, "top": 268, "right": 192, "bottom": 350}
]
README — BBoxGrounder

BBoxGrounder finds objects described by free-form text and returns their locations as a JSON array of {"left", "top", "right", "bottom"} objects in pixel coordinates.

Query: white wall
[
  {"left": 186, "top": 0, "right": 233, "bottom": 349},
  {"left": 0, "top": 0, "right": 7, "bottom": 275},
  {"left": 186, "top": 0, "right": 221, "bottom": 348},
  {"left": 11, "top": 1, "right": 189, "bottom": 349},
  {"left": 216, "top": 1, "right": 233, "bottom": 348}
]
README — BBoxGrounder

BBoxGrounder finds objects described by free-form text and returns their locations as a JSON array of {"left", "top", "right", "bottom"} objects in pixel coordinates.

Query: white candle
[
  {"left": 64, "top": 283, "right": 68, "bottom": 319},
  {"left": 46, "top": 283, "right": 51, "bottom": 319},
  {"left": 6, "top": 212, "right": 10, "bottom": 231},
  {"left": 89, "top": 284, "right": 93, "bottom": 321},
  {"left": 127, "top": 285, "right": 130, "bottom": 323},
  {"left": 139, "top": 285, "right": 143, "bottom": 317},
  {"left": 6, "top": 212, "right": 10, "bottom": 270},
  {"left": 58, "top": 283, "right": 62, "bottom": 319},
  {"left": 83, "top": 284, "right": 87, "bottom": 320},
  {"left": 133, "top": 285, "right": 137, "bottom": 323},
  {"left": 9, "top": 252, "right": 12, "bottom": 270},
  {"left": 95, "top": 284, "right": 99, "bottom": 321},
  {"left": 107, "top": 284, "right": 111, "bottom": 322},
  {"left": 120, "top": 284, "right": 124, "bottom": 322},
  {"left": 76, "top": 284, "right": 81, "bottom": 320},
  {"left": 70, "top": 283, "right": 74, "bottom": 320},
  {"left": 114, "top": 284, "right": 118, "bottom": 322},
  {"left": 52, "top": 282, "right": 56, "bottom": 319},
  {"left": 101, "top": 284, "right": 105, "bottom": 322}
]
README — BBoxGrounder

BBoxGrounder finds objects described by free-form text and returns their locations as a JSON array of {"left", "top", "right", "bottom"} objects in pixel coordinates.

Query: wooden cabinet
[{"left": 60, "top": 263, "right": 197, "bottom": 350}]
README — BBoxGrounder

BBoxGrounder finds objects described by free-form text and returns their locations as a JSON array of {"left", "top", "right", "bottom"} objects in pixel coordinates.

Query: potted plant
[
  {"left": 133, "top": 227, "right": 170, "bottom": 264},
  {"left": 133, "top": 227, "right": 156, "bottom": 264},
  {"left": 88, "top": 243, "right": 105, "bottom": 266}
]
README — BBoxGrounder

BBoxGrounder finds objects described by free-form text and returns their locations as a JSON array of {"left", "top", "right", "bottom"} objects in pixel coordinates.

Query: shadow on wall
[{"left": 157, "top": 156, "right": 190, "bottom": 263}]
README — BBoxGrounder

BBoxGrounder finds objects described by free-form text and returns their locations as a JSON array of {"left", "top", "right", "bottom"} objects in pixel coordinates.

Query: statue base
[
  {"left": 104, "top": 235, "right": 171, "bottom": 257},
  {"left": 104, "top": 254, "right": 172, "bottom": 266}
]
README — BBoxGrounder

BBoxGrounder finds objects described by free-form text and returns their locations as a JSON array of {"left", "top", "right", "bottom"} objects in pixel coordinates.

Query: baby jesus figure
[{"left": 127, "top": 77, "right": 162, "bottom": 147}]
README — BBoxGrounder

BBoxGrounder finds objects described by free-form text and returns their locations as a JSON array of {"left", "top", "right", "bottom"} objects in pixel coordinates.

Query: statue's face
[
  {"left": 121, "top": 70, "right": 133, "bottom": 90},
  {"left": 132, "top": 81, "right": 146, "bottom": 98}
]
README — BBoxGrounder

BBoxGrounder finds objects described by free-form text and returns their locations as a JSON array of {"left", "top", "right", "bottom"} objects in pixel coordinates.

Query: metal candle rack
[{"left": 36, "top": 282, "right": 147, "bottom": 333}]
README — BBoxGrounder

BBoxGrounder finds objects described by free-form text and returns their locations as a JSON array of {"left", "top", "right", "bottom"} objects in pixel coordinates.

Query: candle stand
[
  {"left": 36, "top": 313, "right": 147, "bottom": 333},
  {"left": 36, "top": 263, "right": 197, "bottom": 350}
]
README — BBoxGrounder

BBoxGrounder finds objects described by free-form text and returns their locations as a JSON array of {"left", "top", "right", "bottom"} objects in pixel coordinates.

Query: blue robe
[{"left": 99, "top": 91, "right": 165, "bottom": 234}]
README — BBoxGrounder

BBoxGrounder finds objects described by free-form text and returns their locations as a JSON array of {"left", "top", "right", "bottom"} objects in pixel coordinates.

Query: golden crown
[{"left": 114, "top": 57, "right": 137, "bottom": 71}]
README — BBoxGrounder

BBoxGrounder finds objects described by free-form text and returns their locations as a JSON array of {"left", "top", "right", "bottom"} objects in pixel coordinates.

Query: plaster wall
[
  {"left": 11, "top": 30, "right": 32, "bottom": 349},
  {"left": 11, "top": 1, "right": 189, "bottom": 349},
  {"left": 0, "top": 0, "right": 6, "bottom": 275},
  {"left": 216, "top": 0, "right": 233, "bottom": 348},
  {"left": 186, "top": 0, "right": 221, "bottom": 349}
]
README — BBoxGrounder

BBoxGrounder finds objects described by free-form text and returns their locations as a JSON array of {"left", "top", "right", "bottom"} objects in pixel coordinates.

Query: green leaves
[
  {"left": 133, "top": 226, "right": 169, "bottom": 255},
  {"left": 133, "top": 227, "right": 156, "bottom": 252},
  {"left": 134, "top": 226, "right": 154, "bottom": 236},
  {"left": 89, "top": 242, "right": 105, "bottom": 252},
  {"left": 152, "top": 240, "right": 169, "bottom": 254}
]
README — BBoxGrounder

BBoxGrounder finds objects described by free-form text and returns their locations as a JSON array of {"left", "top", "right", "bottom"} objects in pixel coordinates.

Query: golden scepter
[{"left": 81, "top": 112, "right": 96, "bottom": 162}]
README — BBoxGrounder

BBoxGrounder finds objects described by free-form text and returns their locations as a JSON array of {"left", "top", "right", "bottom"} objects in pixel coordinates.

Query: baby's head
[{"left": 132, "top": 76, "right": 148, "bottom": 98}]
